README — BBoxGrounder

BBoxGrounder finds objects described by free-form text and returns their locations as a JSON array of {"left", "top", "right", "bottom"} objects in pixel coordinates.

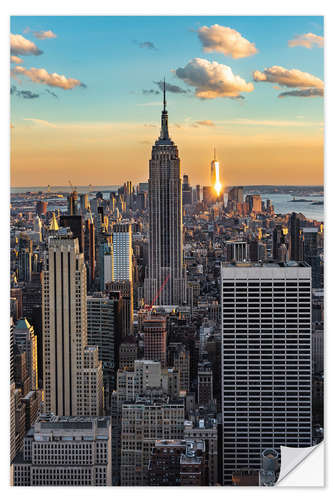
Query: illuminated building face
[{"left": 211, "top": 160, "right": 222, "bottom": 196}]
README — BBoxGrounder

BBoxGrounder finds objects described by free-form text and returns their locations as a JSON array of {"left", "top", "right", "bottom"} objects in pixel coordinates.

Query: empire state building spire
[{"left": 159, "top": 78, "right": 170, "bottom": 141}]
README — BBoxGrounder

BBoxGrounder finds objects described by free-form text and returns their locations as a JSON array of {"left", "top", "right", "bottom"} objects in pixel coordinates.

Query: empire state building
[{"left": 144, "top": 82, "right": 186, "bottom": 306}]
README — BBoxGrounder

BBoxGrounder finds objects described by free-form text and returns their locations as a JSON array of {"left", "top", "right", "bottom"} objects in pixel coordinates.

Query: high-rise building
[
  {"left": 121, "top": 395, "right": 184, "bottom": 485},
  {"left": 36, "top": 200, "right": 47, "bottom": 216},
  {"left": 226, "top": 241, "right": 249, "bottom": 262},
  {"left": 14, "top": 318, "right": 38, "bottom": 391},
  {"left": 144, "top": 82, "right": 186, "bottom": 306},
  {"left": 220, "top": 262, "right": 312, "bottom": 485},
  {"left": 245, "top": 194, "right": 262, "bottom": 214},
  {"left": 87, "top": 292, "right": 121, "bottom": 411},
  {"left": 197, "top": 361, "right": 213, "bottom": 406},
  {"left": 42, "top": 230, "right": 103, "bottom": 416},
  {"left": 288, "top": 212, "right": 304, "bottom": 262},
  {"left": 106, "top": 281, "right": 133, "bottom": 336},
  {"left": 210, "top": 148, "right": 222, "bottom": 197},
  {"left": 112, "top": 223, "right": 132, "bottom": 281},
  {"left": 228, "top": 186, "right": 244, "bottom": 204},
  {"left": 143, "top": 315, "right": 167, "bottom": 367},
  {"left": 84, "top": 216, "right": 96, "bottom": 288},
  {"left": 12, "top": 414, "right": 112, "bottom": 486},
  {"left": 60, "top": 215, "right": 84, "bottom": 253},
  {"left": 182, "top": 174, "right": 193, "bottom": 205},
  {"left": 67, "top": 189, "right": 78, "bottom": 215}
]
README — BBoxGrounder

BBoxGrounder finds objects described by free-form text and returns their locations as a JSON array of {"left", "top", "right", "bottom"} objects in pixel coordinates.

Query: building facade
[
  {"left": 144, "top": 83, "right": 186, "bottom": 306},
  {"left": 221, "top": 263, "right": 312, "bottom": 485}
]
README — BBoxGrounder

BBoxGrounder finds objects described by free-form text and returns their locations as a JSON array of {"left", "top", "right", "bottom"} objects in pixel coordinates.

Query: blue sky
[
  {"left": 10, "top": 16, "right": 324, "bottom": 186},
  {"left": 10, "top": 16, "right": 324, "bottom": 124}
]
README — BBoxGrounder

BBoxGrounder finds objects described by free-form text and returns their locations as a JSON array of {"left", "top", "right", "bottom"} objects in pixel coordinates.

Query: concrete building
[
  {"left": 42, "top": 230, "right": 103, "bottom": 416},
  {"left": 12, "top": 414, "right": 112, "bottom": 486},
  {"left": 112, "top": 223, "right": 132, "bottom": 281},
  {"left": 144, "top": 82, "right": 186, "bottom": 306},
  {"left": 226, "top": 241, "right": 249, "bottom": 263},
  {"left": 180, "top": 440, "right": 205, "bottom": 486},
  {"left": 119, "top": 337, "right": 138, "bottom": 370},
  {"left": 143, "top": 315, "right": 167, "bottom": 367},
  {"left": 106, "top": 280, "right": 133, "bottom": 336},
  {"left": 184, "top": 418, "right": 218, "bottom": 485},
  {"left": 121, "top": 395, "right": 184, "bottom": 485},
  {"left": 14, "top": 318, "right": 38, "bottom": 391},
  {"left": 197, "top": 361, "right": 213, "bottom": 406},
  {"left": 87, "top": 293, "right": 121, "bottom": 411},
  {"left": 221, "top": 262, "right": 312, "bottom": 485}
]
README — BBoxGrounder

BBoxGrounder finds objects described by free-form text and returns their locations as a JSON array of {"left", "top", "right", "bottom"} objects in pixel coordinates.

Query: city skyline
[{"left": 10, "top": 16, "right": 324, "bottom": 187}]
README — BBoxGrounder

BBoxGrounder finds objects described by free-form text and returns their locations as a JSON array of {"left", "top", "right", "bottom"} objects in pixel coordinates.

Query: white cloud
[
  {"left": 175, "top": 58, "right": 254, "bottom": 99},
  {"left": 197, "top": 24, "right": 258, "bottom": 59},
  {"left": 195, "top": 120, "right": 215, "bottom": 127},
  {"left": 32, "top": 30, "right": 57, "bottom": 40},
  {"left": 288, "top": 33, "right": 324, "bottom": 49},
  {"left": 11, "top": 55, "right": 23, "bottom": 64},
  {"left": 23, "top": 118, "right": 58, "bottom": 128},
  {"left": 253, "top": 65, "right": 323, "bottom": 89},
  {"left": 12, "top": 66, "right": 85, "bottom": 90},
  {"left": 10, "top": 33, "right": 43, "bottom": 56}
]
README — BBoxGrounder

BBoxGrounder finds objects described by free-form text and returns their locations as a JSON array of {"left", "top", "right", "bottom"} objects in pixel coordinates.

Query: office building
[
  {"left": 60, "top": 215, "right": 84, "bottom": 253},
  {"left": 106, "top": 281, "right": 133, "bottom": 336},
  {"left": 14, "top": 318, "right": 38, "bottom": 391},
  {"left": 288, "top": 212, "right": 304, "bottom": 262},
  {"left": 245, "top": 194, "right": 262, "bottom": 214},
  {"left": 143, "top": 315, "right": 167, "bottom": 367},
  {"left": 12, "top": 414, "right": 111, "bottom": 486},
  {"left": 184, "top": 418, "right": 218, "bottom": 486},
  {"left": 112, "top": 223, "right": 132, "bottom": 281},
  {"left": 144, "top": 82, "right": 186, "bottom": 306},
  {"left": 87, "top": 292, "right": 121, "bottom": 410},
  {"left": 197, "top": 361, "right": 213, "bottom": 406},
  {"left": 226, "top": 241, "right": 249, "bottom": 262},
  {"left": 121, "top": 395, "right": 184, "bottom": 485},
  {"left": 42, "top": 230, "right": 103, "bottom": 416},
  {"left": 221, "top": 262, "right": 312, "bottom": 485}
]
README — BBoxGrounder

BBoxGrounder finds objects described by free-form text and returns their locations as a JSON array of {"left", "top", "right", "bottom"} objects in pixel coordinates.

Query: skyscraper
[
  {"left": 220, "top": 262, "right": 312, "bottom": 485},
  {"left": 42, "top": 229, "right": 103, "bottom": 416},
  {"left": 144, "top": 82, "right": 186, "bottom": 306},
  {"left": 112, "top": 223, "right": 132, "bottom": 281},
  {"left": 289, "top": 212, "right": 304, "bottom": 262}
]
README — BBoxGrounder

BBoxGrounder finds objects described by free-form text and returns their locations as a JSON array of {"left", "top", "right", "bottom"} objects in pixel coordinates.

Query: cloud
[
  {"left": 288, "top": 33, "right": 324, "bottom": 49},
  {"left": 253, "top": 65, "right": 323, "bottom": 89},
  {"left": 154, "top": 80, "right": 188, "bottom": 94},
  {"left": 142, "top": 89, "right": 160, "bottom": 95},
  {"left": 175, "top": 58, "right": 254, "bottom": 99},
  {"left": 143, "top": 123, "right": 157, "bottom": 128},
  {"left": 197, "top": 24, "right": 258, "bottom": 58},
  {"left": 139, "top": 140, "right": 150, "bottom": 145},
  {"left": 134, "top": 40, "right": 157, "bottom": 50},
  {"left": 45, "top": 89, "right": 59, "bottom": 98},
  {"left": 278, "top": 88, "right": 324, "bottom": 98},
  {"left": 12, "top": 65, "right": 86, "bottom": 90},
  {"left": 32, "top": 30, "right": 57, "bottom": 40},
  {"left": 195, "top": 120, "right": 215, "bottom": 127},
  {"left": 11, "top": 55, "right": 23, "bottom": 64},
  {"left": 10, "top": 33, "right": 43, "bottom": 56},
  {"left": 11, "top": 85, "right": 39, "bottom": 99},
  {"left": 23, "top": 118, "right": 58, "bottom": 128}
]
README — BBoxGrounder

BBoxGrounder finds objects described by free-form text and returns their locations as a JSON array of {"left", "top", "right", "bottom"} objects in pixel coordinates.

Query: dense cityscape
[{"left": 9, "top": 85, "right": 324, "bottom": 486}]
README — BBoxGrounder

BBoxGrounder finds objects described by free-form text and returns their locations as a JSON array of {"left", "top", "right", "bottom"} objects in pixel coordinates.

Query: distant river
[{"left": 260, "top": 193, "right": 324, "bottom": 222}]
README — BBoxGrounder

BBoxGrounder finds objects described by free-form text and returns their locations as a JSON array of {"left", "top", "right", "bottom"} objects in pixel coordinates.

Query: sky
[{"left": 10, "top": 16, "right": 324, "bottom": 187}]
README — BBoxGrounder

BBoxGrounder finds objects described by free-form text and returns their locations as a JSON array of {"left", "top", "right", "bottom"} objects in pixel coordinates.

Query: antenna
[
  {"left": 163, "top": 77, "right": 166, "bottom": 112},
  {"left": 213, "top": 146, "right": 216, "bottom": 161}
]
